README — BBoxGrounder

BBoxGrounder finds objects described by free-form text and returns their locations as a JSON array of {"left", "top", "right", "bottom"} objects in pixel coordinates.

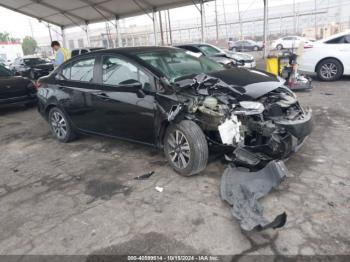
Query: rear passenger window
[
  {"left": 70, "top": 58, "right": 95, "bottom": 82},
  {"left": 59, "top": 58, "right": 95, "bottom": 82}
]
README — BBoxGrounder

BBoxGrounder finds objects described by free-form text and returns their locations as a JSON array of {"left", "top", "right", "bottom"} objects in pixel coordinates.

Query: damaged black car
[{"left": 37, "top": 47, "right": 312, "bottom": 176}]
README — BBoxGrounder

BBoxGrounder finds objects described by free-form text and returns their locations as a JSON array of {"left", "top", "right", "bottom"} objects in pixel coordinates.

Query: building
[{"left": 0, "top": 41, "right": 23, "bottom": 62}]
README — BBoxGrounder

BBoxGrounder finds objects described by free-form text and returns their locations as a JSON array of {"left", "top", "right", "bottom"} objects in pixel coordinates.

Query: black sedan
[
  {"left": 11, "top": 57, "right": 54, "bottom": 79},
  {"left": 0, "top": 65, "right": 37, "bottom": 107},
  {"left": 37, "top": 47, "right": 312, "bottom": 176}
]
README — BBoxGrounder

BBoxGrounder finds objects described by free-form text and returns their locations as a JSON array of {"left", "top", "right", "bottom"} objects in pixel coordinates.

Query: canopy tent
[
  {"left": 0, "top": 0, "right": 210, "bottom": 28},
  {"left": 0, "top": 0, "right": 214, "bottom": 46}
]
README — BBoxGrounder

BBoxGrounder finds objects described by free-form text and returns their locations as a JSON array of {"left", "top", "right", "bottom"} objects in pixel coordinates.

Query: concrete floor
[{"left": 0, "top": 78, "right": 350, "bottom": 257}]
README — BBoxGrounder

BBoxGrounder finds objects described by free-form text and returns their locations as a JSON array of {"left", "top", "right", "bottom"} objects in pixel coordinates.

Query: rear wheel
[
  {"left": 276, "top": 44, "right": 283, "bottom": 50},
  {"left": 164, "top": 120, "right": 208, "bottom": 176},
  {"left": 48, "top": 107, "right": 76, "bottom": 143},
  {"left": 316, "top": 58, "right": 343, "bottom": 81}
]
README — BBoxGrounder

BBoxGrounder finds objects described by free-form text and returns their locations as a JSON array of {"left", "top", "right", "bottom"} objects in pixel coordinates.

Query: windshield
[
  {"left": 135, "top": 49, "right": 224, "bottom": 82},
  {"left": 24, "top": 58, "right": 46, "bottom": 65},
  {"left": 197, "top": 45, "right": 222, "bottom": 56}
]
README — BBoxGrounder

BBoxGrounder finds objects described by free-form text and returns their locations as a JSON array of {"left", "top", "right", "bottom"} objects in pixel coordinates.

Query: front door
[{"left": 92, "top": 55, "right": 156, "bottom": 144}]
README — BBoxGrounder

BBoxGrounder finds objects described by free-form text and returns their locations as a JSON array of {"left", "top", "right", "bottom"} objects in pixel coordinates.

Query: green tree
[
  {"left": 22, "top": 36, "right": 38, "bottom": 55},
  {"left": 0, "top": 32, "right": 10, "bottom": 42}
]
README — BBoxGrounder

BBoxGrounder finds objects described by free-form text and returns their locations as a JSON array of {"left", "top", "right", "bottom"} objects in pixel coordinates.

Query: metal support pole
[
  {"left": 167, "top": 9, "right": 173, "bottom": 45},
  {"left": 115, "top": 18, "right": 122, "bottom": 47},
  {"left": 153, "top": 9, "right": 158, "bottom": 45},
  {"left": 61, "top": 26, "right": 67, "bottom": 48},
  {"left": 237, "top": 0, "right": 243, "bottom": 39},
  {"left": 200, "top": 0, "right": 206, "bottom": 43},
  {"left": 48, "top": 24, "right": 53, "bottom": 43},
  {"left": 293, "top": 0, "right": 296, "bottom": 34},
  {"left": 214, "top": 0, "right": 219, "bottom": 41},
  {"left": 85, "top": 23, "right": 91, "bottom": 47},
  {"left": 159, "top": 11, "right": 165, "bottom": 45},
  {"left": 314, "top": 0, "right": 317, "bottom": 39},
  {"left": 263, "top": 0, "right": 268, "bottom": 58}
]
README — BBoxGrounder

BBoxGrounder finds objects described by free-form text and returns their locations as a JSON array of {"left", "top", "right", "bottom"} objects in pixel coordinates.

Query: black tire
[
  {"left": 316, "top": 58, "right": 343, "bottom": 81},
  {"left": 253, "top": 46, "right": 259, "bottom": 51},
  {"left": 48, "top": 107, "right": 76, "bottom": 143},
  {"left": 276, "top": 44, "right": 283, "bottom": 50},
  {"left": 164, "top": 120, "right": 208, "bottom": 176}
]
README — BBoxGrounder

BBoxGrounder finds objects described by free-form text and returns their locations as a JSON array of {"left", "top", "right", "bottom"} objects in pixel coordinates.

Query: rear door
[
  {"left": 92, "top": 54, "right": 156, "bottom": 144},
  {"left": 54, "top": 55, "right": 102, "bottom": 132}
]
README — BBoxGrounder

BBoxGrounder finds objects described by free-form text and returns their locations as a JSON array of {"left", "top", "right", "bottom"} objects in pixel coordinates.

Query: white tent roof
[{"left": 0, "top": 0, "right": 211, "bottom": 28}]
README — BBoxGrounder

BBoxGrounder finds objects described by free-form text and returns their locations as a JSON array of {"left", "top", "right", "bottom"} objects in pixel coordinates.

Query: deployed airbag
[{"left": 220, "top": 160, "right": 288, "bottom": 231}]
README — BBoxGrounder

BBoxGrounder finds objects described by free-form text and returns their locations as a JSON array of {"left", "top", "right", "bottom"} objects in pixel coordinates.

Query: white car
[
  {"left": 299, "top": 30, "right": 350, "bottom": 81},
  {"left": 272, "top": 36, "right": 309, "bottom": 50}
]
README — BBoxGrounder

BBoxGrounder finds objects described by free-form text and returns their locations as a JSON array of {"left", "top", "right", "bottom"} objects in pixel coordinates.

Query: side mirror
[{"left": 119, "top": 79, "right": 145, "bottom": 98}]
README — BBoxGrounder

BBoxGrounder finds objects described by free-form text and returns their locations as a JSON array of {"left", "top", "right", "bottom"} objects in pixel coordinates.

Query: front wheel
[
  {"left": 48, "top": 107, "right": 76, "bottom": 143},
  {"left": 316, "top": 58, "right": 343, "bottom": 81},
  {"left": 164, "top": 120, "right": 208, "bottom": 176},
  {"left": 276, "top": 44, "right": 283, "bottom": 50}
]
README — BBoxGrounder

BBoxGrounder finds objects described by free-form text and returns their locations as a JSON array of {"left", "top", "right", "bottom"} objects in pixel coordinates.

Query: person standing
[{"left": 51, "top": 41, "right": 70, "bottom": 67}]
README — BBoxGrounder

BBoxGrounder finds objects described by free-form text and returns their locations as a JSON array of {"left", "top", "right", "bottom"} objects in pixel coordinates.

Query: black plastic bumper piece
[{"left": 220, "top": 160, "right": 288, "bottom": 231}]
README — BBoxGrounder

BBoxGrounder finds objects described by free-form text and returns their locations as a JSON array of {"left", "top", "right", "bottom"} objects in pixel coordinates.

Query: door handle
[{"left": 94, "top": 92, "right": 110, "bottom": 101}]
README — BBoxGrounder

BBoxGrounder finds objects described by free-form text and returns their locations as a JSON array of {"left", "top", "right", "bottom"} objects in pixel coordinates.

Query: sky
[{"left": 0, "top": 0, "right": 313, "bottom": 41}]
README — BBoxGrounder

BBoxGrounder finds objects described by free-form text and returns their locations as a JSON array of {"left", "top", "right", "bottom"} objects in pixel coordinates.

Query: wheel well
[
  {"left": 45, "top": 104, "right": 56, "bottom": 119},
  {"left": 315, "top": 57, "right": 344, "bottom": 73},
  {"left": 158, "top": 120, "right": 170, "bottom": 147}
]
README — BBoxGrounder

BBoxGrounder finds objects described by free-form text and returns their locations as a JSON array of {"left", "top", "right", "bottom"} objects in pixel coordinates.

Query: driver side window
[{"left": 102, "top": 56, "right": 153, "bottom": 91}]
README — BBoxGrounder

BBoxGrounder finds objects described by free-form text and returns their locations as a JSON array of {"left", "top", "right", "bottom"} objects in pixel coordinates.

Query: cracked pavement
[{"left": 0, "top": 78, "right": 350, "bottom": 257}]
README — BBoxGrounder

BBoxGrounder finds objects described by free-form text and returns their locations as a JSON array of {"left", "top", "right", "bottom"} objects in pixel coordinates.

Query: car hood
[
  {"left": 225, "top": 51, "right": 254, "bottom": 61},
  {"left": 173, "top": 68, "right": 283, "bottom": 100}
]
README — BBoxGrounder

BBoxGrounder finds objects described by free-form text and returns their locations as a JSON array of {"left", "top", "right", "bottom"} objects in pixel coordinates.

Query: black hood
[{"left": 208, "top": 68, "right": 282, "bottom": 99}]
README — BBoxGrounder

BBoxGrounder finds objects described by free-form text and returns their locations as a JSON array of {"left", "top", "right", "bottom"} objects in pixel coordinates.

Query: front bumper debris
[{"left": 220, "top": 160, "right": 288, "bottom": 231}]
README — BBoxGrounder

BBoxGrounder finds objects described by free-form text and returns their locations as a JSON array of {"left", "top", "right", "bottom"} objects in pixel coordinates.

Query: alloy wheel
[
  {"left": 167, "top": 130, "right": 191, "bottom": 169},
  {"left": 320, "top": 63, "right": 338, "bottom": 80},
  {"left": 50, "top": 111, "right": 67, "bottom": 139}
]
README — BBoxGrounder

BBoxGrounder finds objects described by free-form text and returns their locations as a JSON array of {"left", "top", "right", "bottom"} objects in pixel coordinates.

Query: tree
[
  {"left": 0, "top": 32, "right": 10, "bottom": 42},
  {"left": 22, "top": 36, "right": 38, "bottom": 55}
]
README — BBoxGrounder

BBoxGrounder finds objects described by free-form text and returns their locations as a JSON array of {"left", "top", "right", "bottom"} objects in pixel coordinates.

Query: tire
[
  {"left": 164, "top": 120, "right": 208, "bottom": 176},
  {"left": 276, "top": 44, "right": 283, "bottom": 50},
  {"left": 48, "top": 107, "right": 76, "bottom": 143},
  {"left": 253, "top": 46, "right": 259, "bottom": 51},
  {"left": 316, "top": 58, "right": 343, "bottom": 81}
]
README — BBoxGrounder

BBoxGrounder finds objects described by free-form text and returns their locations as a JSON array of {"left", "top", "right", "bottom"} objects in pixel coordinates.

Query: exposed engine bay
[
  {"left": 170, "top": 73, "right": 313, "bottom": 170},
  {"left": 160, "top": 73, "right": 313, "bottom": 231}
]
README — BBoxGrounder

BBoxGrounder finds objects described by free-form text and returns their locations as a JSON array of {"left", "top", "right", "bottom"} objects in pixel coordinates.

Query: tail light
[{"left": 34, "top": 80, "right": 42, "bottom": 89}]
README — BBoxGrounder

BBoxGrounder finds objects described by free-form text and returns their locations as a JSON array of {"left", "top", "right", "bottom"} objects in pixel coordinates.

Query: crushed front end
[{"left": 177, "top": 75, "right": 313, "bottom": 169}]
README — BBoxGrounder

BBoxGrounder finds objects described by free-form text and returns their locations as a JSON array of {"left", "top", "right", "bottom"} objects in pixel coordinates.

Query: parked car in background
[
  {"left": 71, "top": 47, "right": 104, "bottom": 57},
  {"left": 229, "top": 40, "right": 263, "bottom": 52},
  {"left": 0, "top": 65, "right": 37, "bottom": 108},
  {"left": 0, "top": 57, "right": 12, "bottom": 68},
  {"left": 10, "top": 57, "right": 54, "bottom": 79},
  {"left": 37, "top": 47, "right": 312, "bottom": 176},
  {"left": 176, "top": 43, "right": 256, "bottom": 68},
  {"left": 299, "top": 30, "right": 350, "bottom": 81},
  {"left": 271, "top": 36, "right": 310, "bottom": 50}
]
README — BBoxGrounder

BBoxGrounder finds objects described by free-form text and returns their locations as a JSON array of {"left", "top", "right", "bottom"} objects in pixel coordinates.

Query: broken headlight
[{"left": 236, "top": 101, "right": 265, "bottom": 115}]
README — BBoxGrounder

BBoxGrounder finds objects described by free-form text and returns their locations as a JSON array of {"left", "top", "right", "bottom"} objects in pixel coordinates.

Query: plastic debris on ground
[
  {"left": 155, "top": 186, "right": 164, "bottom": 192},
  {"left": 134, "top": 171, "right": 155, "bottom": 180},
  {"left": 220, "top": 160, "right": 288, "bottom": 231}
]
